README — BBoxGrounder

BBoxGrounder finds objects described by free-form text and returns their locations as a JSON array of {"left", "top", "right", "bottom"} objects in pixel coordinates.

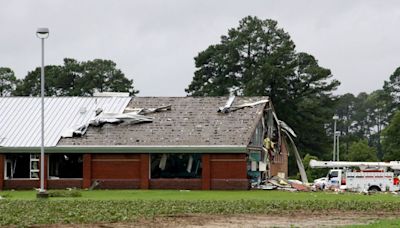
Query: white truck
[{"left": 309, "top": 160, "right": 400, "bottom": 192}]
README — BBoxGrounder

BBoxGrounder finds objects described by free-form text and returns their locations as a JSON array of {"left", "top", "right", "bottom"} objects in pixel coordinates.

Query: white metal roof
[{"left": 0, "top": 97, "right": 131, "bottom": 147}]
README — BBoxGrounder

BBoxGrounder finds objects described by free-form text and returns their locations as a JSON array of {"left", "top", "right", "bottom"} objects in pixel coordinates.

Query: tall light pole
[
  {"left": 36, "top": 28, "right": 49, "bottom": 198},
  {"left": 332, "top": 114, "right": 339, "bottom": 161},
  {"left": 336, "top": 131, "right": 340, "bottom": 161}
]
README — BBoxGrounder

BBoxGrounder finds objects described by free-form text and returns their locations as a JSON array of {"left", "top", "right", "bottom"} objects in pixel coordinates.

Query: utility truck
[{"left": 309, "top": 160, "right": 400, "bottom": 192}]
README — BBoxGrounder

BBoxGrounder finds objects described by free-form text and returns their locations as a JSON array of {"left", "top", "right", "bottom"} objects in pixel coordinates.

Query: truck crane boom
[{"left": 309, "top": 159, "right": 400, "bottom": 170}]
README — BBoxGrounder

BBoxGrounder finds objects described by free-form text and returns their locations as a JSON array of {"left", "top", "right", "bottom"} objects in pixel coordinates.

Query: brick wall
[
  {"left": 4, "top": 180, "right": 40, "bottom": 189},
  {"left": 84, "top": 153, "right": 144, "bottom": 189},
  {"left": 209, "top": 153, "right": 249, "bottom": 190},
  {"left": 269, "top": 141, "right": 289, "bottom": 178},
  {"left": 91, "top": 154, "right": 141, "bottom": 179},
  {"left": 0, "top": 152, "right": 250, "bottom": 190},
  {"left": 88, "top": 153, "right": 248, "bottom": 190}
]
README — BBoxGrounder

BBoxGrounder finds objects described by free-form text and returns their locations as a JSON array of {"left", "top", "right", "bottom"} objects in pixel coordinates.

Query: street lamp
[
  {"left": 335, "top": 131, "right": 341, "bottom": 161},
  {"left": 36, "top": 27, "right": 49, "bottom": 198},
  {"left": 332, "top": 114, "right": 339, "bottom": 161}
]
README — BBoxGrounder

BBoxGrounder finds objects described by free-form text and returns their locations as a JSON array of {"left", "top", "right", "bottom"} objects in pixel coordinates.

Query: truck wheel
[{"left": 368, "top": 186, "right": 381, "bottom": 192}]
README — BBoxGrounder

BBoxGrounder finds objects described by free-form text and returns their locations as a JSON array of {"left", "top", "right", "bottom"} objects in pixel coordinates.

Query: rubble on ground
[{"left": 259, "top": 176, "right": 311, "bottom": 192}]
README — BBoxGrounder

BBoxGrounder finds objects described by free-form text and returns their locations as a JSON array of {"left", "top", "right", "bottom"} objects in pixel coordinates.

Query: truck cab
[{"left": 326, "top": 169, "right": 345, "bottom": 189}]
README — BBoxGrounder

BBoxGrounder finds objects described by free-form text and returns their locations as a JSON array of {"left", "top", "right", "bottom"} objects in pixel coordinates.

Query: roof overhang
[{"left": 0, "top": 145, "right": 248, "bottom": 153}]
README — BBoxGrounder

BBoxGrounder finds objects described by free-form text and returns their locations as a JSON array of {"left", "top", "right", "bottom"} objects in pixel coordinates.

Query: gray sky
[{"left": 1, "top": 0, "right": 399, "bottom": 96}]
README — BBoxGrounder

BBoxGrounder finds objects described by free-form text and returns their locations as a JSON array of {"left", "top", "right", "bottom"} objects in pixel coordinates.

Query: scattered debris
[
  {"left": 279, "top": 120, "right": 297, "bottom": 138},
  {"left": 260, "top": 183, "right": 277, "bottom": 190},
  {"left": 90, "top": 112, "right": 153, "bottom": 126},
  {"left": 261, "top": 176, "right": 311, "bottom": 192},
  {"left": 218, "top": 96, "right": 269, "bottom": 113},
  {"left": 89, "top": 180, "right": 101, "bottom": 190},
  {"left": 218, "top": 96, "right": 235, "bottom": 113},
  {"left": 290, "top": 182, "right": 310, "bottom": 192},
  {"left": 125, "top": 105, "right": 171, "bottom": 115},
  {"left": 312, "top": 177, "right": 327, "bottom": 190},
  {"left": 62, "top": 105, "right": 172, "bottom": 138}
]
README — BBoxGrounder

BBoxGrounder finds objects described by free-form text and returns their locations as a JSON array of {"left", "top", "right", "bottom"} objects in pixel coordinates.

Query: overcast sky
[{"left": 1, "top": 1, "right": 399, "bottom": 96}]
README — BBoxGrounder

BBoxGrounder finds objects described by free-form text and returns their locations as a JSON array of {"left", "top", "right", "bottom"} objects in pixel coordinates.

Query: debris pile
[{"left": 260, "top": 176, "right": 311, "bottom": 192}]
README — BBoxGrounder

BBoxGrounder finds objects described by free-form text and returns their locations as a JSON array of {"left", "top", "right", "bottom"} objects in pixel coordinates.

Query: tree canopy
[
  {"left": 383, "top": 66, "right": 400, "bottom": 113},
  {"left": 12, "top": 58, "right": 138, "bottom": 96},
  {"left": 382, "top": 111, "right": 400, "bottom": 161},
  {"left": 347, "top": 140, "right": 378, "bottom": 162},
  {"left": 0, "top": 67, "right": 18, "bottom": 96},
  {"left": 186, "top": 16, "right": 340, "bottom": 163}
]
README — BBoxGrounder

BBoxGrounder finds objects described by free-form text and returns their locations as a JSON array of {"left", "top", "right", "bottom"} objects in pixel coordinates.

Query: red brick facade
[
  {"left": 209, "top": 154, "right": 249, "bottom": 189},
  {"left": 82, "top": 154, "right": 92, "bottom": 189},
  {"left": 269, "top": 141, "right": 289, "bottom": 178},
  {"left": 0, "top": 152, "right": 285, "bottom": 190}
]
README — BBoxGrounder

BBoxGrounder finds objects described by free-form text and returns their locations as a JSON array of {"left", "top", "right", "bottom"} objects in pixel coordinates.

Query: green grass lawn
[
  {"left": 2, "top": 189, "right": 400, "bottom": 201},
  {"left": 2, "top": 190, "right": 400, "bottom": 226}
]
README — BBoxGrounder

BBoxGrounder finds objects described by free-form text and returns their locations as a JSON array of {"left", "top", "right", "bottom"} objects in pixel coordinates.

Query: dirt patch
[{"left": 34, "top": 211, "right": 399, "bottom": 228}]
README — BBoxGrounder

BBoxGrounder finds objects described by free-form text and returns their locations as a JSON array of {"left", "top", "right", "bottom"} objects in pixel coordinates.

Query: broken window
[
  {"left": 4, "top": 154, "right": 32, "bottom": 179},
  {"left": 49, "top": 154, "right": 83, "bottom": 179},
  {"left": 151, "top": 154, "right": 202, "bottom": 178}
]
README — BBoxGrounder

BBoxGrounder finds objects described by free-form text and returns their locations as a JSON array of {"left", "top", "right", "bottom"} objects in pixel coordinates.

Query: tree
[
  {"left": 335, "top": 90, "right": 392, "bottom": 160},
  {"left": 0, "top": 67, "right": 18, "bottom": 96},
  {"left": 14, "top": 58, "right": 139, "bottom": 96},
  {"left": 301, "top": 154, "right": 327, "bottom": 182},
  {"left": 186, "top": 16, "right": 340, "bottom": 168},
  {"left": 186, "top": 16, "right": 299, "bottom": 100},
  {"left": 382, "top": 111, "right": 400, "bottom": 161},
  {"left": 335, "top": 93, "right": 358, "bottom": 157},
  {"left": 77, "top": 59, "right": 137, "bottom": 96},
  {"left": 13, "top": 65, "right": 63, "bottom": 96},
  {"left": 365, "top": 90, "right": 391, "bottom": 159},
  {"left": 347, "top": 140, "right": 378, "bottom": 162},
  {"left": 57, "top": 58, "right": 84, "bottom": 96},
  {"left": 383, "top": 66, "right": 400, "bottom": 113}
]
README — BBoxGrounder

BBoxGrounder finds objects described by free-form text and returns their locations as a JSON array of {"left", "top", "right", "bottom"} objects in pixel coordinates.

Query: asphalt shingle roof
[{"left": 58, "top": 96, "right": 267, "bottom": 147}]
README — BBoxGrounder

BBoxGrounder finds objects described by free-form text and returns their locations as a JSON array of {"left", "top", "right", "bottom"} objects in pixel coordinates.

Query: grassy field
[
  {"left": 3, "top": 189, "right": 400, "bottom": 201},
  {"left": 1, "top": 190, "right": 400, "bottom": 226}
]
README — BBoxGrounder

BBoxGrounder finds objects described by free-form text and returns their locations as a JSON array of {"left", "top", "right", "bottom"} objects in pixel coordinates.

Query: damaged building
[{"left": 0, "top": 96, "right": 290, "bottom": 190}]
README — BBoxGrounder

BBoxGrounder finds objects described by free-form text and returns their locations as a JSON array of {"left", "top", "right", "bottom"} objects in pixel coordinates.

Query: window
[
  {"left": 151, "top": 154, "right": 202, "bottom": 178},
  {"left": 329, "top": 171, "right": 338, "bottom": 179},
  {"left": 49, "top": 154, "right": 83, "bottom": 179},
  {"left": 5, "top": 154, "right": 31, "bottom": 179}
]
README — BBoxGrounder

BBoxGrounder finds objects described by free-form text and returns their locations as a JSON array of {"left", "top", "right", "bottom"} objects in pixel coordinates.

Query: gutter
[{"left": 0, "top": 145, "right": 248, "bottom": 153}]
